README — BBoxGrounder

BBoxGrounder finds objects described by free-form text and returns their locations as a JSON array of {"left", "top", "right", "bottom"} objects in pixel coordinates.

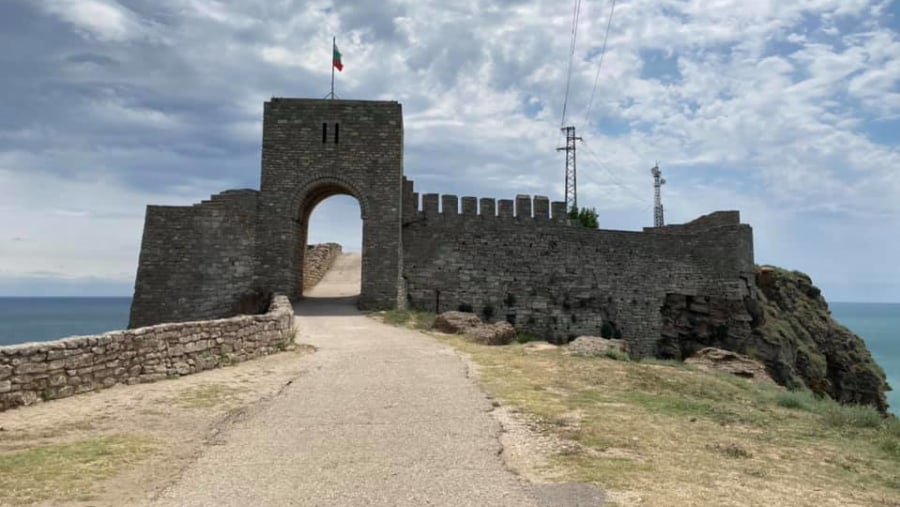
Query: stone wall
[
  {"left": 126, "top": 98, "right": 757, "bottom": 354},
  {"left": 130, "top": 98, "right": 405, "bottom": 328},
  {"left": 401, "top": 184, "right": 755, "bottom": 356},
  {"left": 303, "top": 243, "right": 343, "bottom": 289},
  {"left": 254, "top": 98, "right": 404, "bottom": 310},
  {"left": 130, "top": 189, "right": 260, "bottom": 328},
  {"left": 0, "top": 296, "right": 294, "bottom": 412}
]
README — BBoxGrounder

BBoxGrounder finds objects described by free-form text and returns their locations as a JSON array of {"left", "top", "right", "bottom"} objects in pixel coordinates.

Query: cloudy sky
[{"left": 0, "top": 0, "right": 898, "bottom": 301}]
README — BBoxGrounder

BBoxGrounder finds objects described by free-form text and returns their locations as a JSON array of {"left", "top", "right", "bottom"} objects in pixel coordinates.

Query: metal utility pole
[
  {"left": 651, "top": 162, "right": 666, "bottom": 227},
  {"left": 557, "top": 126, "right": 582, "bottom": 211}
]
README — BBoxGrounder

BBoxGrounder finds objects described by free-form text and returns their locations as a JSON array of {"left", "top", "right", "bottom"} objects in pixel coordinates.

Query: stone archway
[
  {"left": 253, "top": 98, "right": 405, "bottom": 310},
  {"left": 292, "top": 177, "right": 366, "bottom": 298},
  {"left": 129, "top": 98, "right": 406, "bottom": 327}
]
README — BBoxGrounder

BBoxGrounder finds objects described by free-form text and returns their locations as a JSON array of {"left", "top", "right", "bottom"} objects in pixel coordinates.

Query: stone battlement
[
  {"left": 402, "top": 179, "right": 569, "bottom": 223},
  {"left": 129, "top": 97, "right": 757, "bottom": 358}
]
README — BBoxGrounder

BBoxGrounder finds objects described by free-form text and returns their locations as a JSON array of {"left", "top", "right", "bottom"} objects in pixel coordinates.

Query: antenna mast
[
  {"left": 651, "top": 162, "right": 666, "bottom": 227},
  {"left": 557, "top": 126, "right": 582, "bottom": 211}
]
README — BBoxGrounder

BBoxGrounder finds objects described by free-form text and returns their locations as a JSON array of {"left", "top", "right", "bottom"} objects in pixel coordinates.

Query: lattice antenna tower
[
  {"left": 651, "top": 162, "right": 666, "bottom": 227},
  {"left": 557, "top": 126, "right": 582, "bottom": 211}
]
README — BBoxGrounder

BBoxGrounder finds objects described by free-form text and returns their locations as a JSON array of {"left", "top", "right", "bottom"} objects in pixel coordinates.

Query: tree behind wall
[{"left": 568, "top": 206, "right": 599, "bottom": 229}]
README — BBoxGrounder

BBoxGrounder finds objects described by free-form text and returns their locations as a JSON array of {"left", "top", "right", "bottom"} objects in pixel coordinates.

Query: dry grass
[
  {"left": 377, "top": 309, "right": 436, "bottom": 330},
  {"left": 0, "top": 435, "right": 157, "bottom": 505},
  {"left": 174, "top": 383, "right": 247, "bottom": 409},
  {"left": 433, "top": 335, "right": 900, "bottom": 507}
]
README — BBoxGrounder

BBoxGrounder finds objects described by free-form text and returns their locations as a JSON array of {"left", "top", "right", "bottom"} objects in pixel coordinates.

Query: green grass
[
  {"left": 775, "top": 389, "right": 820, "bottom": 410},
  {"left": 380, "top": 309, "right": 435, "bottom": 330},
  {"left": 424, "top": 335, "right": 900, "bottom": 506},
  {"left": 603, "top": 349, "right": 630, "bottom": 361},
  {"left": 516, "top": 332, "right": 541, "bottom": 344},
  {"left": 820, "top": 402, "right": 885, "bottom": 429},
  {"left": 0, "top": 435, "right": 156, "bottom": 505}
]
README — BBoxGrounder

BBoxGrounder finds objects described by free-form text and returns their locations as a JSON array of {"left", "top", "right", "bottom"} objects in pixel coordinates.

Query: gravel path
[{"left": 149, "top": 253, "right": 541, "bottom": 506}]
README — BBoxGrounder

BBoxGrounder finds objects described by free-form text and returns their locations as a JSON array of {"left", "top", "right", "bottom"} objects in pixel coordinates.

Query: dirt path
[{"left": 148, "top": 253, "right": 542, "bottom": 506}]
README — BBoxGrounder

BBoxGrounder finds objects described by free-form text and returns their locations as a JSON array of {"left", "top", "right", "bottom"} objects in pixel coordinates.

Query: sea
[{"left": 0, "top": 298, "right": 897, "bottom": 414}]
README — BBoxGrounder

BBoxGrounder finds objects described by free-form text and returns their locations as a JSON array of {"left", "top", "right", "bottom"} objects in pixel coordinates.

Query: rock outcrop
[
  {"left": 566, "top": 336, "right": 630, "bottom": 357},
  {"left": 433, "top": 311, "right": 483, "bottom": 334},
  {"left": 685, "top": 347, "right": 776, "bottom": 385},
  {"left": 468, "top": 322, "right": 517, "bottom": 346},
  {"left": 432, "top": 312, "right": 517, "bottom": 346},
  {"left": 657, "top": 266, "right": 891, "bottom": 414}
]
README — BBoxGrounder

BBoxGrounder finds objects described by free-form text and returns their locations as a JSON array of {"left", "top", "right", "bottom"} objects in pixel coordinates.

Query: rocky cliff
[{"left": 658, "top": 266, "right": 891, "bottom": 414}]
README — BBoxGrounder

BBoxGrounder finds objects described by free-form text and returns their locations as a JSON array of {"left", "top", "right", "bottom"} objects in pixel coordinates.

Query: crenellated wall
[
  {"left": 1, "top": 296, "right": 294, "bottom": 412},
  {"left": 128, "top": 98, "right": 757, "bottom": 358},
  {"left": 400, "top": 180, "right": 755, "bottom": 355}
]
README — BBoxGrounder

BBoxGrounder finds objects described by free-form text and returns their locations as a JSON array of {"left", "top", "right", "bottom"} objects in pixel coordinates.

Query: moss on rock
[{"left": 752, "top": 266, "right": 891, "bottom": 414}]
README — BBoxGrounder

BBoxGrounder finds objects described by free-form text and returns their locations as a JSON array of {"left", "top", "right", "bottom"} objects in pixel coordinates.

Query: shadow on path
[{"left": 292, "top": 295, "right": 360, "bottom": 317}]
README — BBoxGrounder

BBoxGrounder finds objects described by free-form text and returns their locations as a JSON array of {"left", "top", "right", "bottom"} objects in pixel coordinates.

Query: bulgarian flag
[{"left": 333, "top": 40, "right": 343, "bottom": 72}]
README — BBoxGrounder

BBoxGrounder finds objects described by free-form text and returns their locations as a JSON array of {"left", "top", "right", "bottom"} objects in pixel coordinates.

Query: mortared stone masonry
[{"left": 129, "top": 98, "right": 756, "bottom": 357}]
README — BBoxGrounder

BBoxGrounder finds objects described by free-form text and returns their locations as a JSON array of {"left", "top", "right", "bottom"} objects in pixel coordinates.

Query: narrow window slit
[
  {"left": 322, "top": 123, "right": 327, "bottom": 143},
  {"left": 334, "top": 123, "right": 340, "bottom": 144}
]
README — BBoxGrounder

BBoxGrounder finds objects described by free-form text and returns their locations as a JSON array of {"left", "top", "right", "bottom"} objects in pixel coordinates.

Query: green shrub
[
  {"left": 885, "top": 417, "right": 900, "bottom": 438},
  {"left": 458, "top": 303, "right": 474, "bottom": 313},
  {"left": 880, "top": 437, "right": 900, "bottom": 460},
  {"left": 482, "top": 304, "right": 495, "bottom": 320},
  {"left": 604, "top": 349, "right": 630, "bottom": 362},
  {"left": 516, "top": 333, "right": 540, "bottom": 344},
  {"left": 383, "top": 310, "right": 411, "bottom": 325},
  {"left": 821, "top": 402, "right": 883, "bottom": 429},
  {"left": 568, "top": 206, "right": 599, "bottom": 229},
  {"left": 775, "top": 390, "right": 820, "bottom": 411},
  {"left": 600, "top": 322, "right": 614, "bottom": 339}
]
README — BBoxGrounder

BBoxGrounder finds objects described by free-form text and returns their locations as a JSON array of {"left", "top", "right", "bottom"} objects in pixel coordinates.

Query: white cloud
[
  {"left": 1, "top": 0, "right": 897, "bottom": 300},
  {"left": 40, "top": 0, "right": 147, "bottom": 42}
]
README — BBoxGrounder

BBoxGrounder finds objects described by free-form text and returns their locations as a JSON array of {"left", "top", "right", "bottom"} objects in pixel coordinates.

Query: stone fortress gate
[{"left": 130, "top": 98, "right": 756, "bottom": 357}]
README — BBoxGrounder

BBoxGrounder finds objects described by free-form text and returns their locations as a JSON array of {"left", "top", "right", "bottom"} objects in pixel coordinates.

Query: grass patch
[
  {"left": 0, "top": 435, "right": 156, "bottom": 505},
  {"left": 429, "top": 335, "right": 900, "bottom": 506},
  {"left": 603, "top": 349, "right": 630, "bottom": 361},
  {"left": 380, "top": 309, "right": 435, "bottom": 330},
  {"left": 820, "top": 402, "right": 884, "bottom": 429},
  {"left": 775, "top": 389, "right": 820, "bottom": 410},
  {"left": 175, "top": 383, "right": 242, "bottom": 409},
  {"left": 516, "top": 332, "right": 541, "bottom": 344}
]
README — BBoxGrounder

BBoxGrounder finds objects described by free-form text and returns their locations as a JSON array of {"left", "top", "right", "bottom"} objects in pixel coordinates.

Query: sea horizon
[{"left": 0, "top": 297, "right": 896, "bottom": 414}]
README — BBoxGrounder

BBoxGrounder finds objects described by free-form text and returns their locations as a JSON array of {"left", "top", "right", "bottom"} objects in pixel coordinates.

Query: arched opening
[{"left": 295, "top": 184, "right": 363, "bottom": 301}]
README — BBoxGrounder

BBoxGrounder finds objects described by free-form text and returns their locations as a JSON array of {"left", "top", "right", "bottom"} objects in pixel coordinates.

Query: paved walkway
[{"left": 150, "top": 254, "right": 541, "bottom": 506}]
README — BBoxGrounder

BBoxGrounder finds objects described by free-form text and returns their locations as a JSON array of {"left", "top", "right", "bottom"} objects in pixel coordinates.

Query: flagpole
[{"left": 330, "top": 36, "right": 335, "bottom": 99}]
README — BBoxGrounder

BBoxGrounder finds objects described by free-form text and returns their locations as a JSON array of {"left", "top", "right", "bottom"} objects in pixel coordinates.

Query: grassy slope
[{"left": 382, "top": 310, "right": 899, "bottom": 506}]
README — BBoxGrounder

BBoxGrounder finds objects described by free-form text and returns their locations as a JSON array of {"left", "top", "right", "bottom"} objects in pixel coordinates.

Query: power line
[
  {"left": 583, "top": 0, "right": 618, "bottom": 127},
  {"left": 579, "top": 140, "right": 650, "bottom": 205},
  {"left": 560, "top": 0, "right": 582, "bottom": 127}
]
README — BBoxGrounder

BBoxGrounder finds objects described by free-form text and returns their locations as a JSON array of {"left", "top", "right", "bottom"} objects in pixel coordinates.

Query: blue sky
[{"left": 0, "top": 0, "right": 898, "bottom": 302}]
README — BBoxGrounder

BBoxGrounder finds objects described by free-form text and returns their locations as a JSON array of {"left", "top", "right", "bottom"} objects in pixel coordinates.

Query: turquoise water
[
  {"left": 831, "top": 302, "right": 899, "bottom": 415},
  {"left": 0, "top": 297, "right": 131, "bottom": 346},
  {"left": 0, "top": 298, "right": 897, "bottom": 413}
]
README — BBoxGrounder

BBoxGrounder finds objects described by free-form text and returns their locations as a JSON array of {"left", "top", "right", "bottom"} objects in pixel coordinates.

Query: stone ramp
[
  {"left": 148, "top": 255, "right": 544, "bottom": 506},
  {"left": 305, "top": 252, "right": 361, "bottom": 299}
]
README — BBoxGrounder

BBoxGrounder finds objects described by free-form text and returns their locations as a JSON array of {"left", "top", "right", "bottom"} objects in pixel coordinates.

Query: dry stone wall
[
  {"left": 303, "top": 243, "right": 343, "bottom": 289},
  {"left": 0, "top": 296, "right": 294, "bottom": 412}
]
